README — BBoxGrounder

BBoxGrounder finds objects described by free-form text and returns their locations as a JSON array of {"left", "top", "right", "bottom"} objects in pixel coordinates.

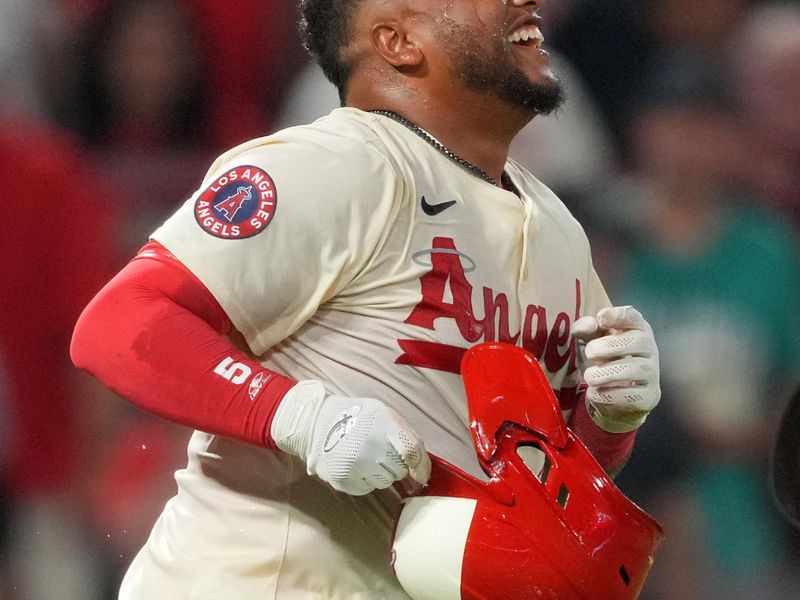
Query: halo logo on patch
[{"left": 194, "top": 165, "right": 277, "bottom": 239}]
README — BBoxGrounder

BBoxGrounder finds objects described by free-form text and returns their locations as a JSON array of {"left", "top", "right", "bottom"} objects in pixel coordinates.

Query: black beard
[
  {"left": 437, "top": 22, "right": 565, "bottom": 116},
  {"left": 458, "top": 51, "right": 564, "bottom": 115}
]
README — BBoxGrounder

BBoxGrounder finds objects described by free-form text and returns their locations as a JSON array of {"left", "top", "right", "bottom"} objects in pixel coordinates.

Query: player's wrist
[
  {"left": 587, "top": 401, "right": 648, "bottom": 434},
  {"left": 270, "top": 380, "right": 328, "bottom": 460}
]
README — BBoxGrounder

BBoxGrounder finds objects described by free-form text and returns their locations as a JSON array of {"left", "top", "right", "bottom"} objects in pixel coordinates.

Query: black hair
[{"left": 299, "top": 0, "right": 364, "bottom": 103}]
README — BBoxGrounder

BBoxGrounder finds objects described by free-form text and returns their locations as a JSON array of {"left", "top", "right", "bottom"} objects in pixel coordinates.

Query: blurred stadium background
[{"left": 1, "top": 0, "right": 799, "bottom": 598}]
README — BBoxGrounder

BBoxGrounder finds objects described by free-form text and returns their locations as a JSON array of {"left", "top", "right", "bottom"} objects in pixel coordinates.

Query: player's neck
[{"left": 349, "top": 86, "right": 532, "bottom": 184}]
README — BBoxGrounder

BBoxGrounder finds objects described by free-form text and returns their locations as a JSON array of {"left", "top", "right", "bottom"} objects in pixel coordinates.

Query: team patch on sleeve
[{"left": 194, "top": 166, "right": 277, "bottom": 239}]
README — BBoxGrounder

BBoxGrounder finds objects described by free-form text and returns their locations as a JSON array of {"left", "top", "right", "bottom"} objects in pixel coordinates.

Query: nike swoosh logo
[
  {"left": 421, "top": 196, "right": 457, "bottom": 216},
  {"left": 323, "top": 405, "right": 362, "bottom": 453},
  {"left": 323, "top": 414, "right": 353, "bottom": 453}
]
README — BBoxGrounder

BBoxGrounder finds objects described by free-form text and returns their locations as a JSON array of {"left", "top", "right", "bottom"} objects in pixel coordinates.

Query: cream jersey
[{"left": 122, "top": 107, "right": 611, "bottom": 600}]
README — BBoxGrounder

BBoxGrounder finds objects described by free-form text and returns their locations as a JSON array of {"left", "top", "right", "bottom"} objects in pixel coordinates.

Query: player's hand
[
  {"left": 572, "top": 306, "right": 661, "bottom": 433},
  {"left": 270, "top": 381, "right": 431, "bottom": 495}
]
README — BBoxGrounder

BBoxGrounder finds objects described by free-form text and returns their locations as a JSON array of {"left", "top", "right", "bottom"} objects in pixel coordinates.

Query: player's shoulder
[
  {"left": 205, "top": 108, "right": 400, "bottom": 187},
  {"left": 189, "top": 109, "right": 405, "bottom": 233}
]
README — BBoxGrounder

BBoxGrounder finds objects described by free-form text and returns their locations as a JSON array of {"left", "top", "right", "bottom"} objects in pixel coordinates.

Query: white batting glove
[
  {"left": 270, "top": 381, "right": 431, "bottom": 495},
  {"left": 572, "top": 306, "right": 661, "bottom": 433}
]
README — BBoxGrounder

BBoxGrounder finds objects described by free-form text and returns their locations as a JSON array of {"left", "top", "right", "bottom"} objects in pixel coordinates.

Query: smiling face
[{"left": 428, "top": 0, "right": 563, "bottom": 115}]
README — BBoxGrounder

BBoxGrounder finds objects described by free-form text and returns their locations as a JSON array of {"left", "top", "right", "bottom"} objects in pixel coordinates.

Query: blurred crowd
[{"left": 1, "top": 1, "right": 799, "bottom": 598}]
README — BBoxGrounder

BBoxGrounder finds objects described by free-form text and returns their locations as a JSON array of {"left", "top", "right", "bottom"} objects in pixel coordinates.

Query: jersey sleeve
[{"left": 151, "top": 127, "right": 402, "bottom": 355}]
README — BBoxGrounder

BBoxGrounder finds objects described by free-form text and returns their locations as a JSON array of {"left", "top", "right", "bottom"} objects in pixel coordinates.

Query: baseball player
[{"left": 71, "top": 0, "right": 662, "bottom": 598}]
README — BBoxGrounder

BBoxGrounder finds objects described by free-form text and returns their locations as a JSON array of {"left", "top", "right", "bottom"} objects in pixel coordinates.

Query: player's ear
[{"left": 371, "top": 20, "right": 424, "bottom": 69}]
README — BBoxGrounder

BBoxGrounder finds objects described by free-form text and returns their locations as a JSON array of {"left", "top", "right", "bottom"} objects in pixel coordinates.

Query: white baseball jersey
[{"left": 121, "top": 107, "right": 611, "bottom": 599}]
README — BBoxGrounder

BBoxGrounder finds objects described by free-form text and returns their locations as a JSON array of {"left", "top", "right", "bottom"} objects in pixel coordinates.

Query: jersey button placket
[{"left": 517, "top": 200, "right": 534, "bottom": 330}]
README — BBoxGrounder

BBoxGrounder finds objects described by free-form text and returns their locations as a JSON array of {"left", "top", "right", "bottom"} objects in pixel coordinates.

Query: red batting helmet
[{"left": 392, "top": 343, "right": 664, "bottom": 600}]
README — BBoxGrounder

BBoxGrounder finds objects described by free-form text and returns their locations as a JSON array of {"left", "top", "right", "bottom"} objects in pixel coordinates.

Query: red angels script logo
[
  {"left": 194, "top": 165, "right": 277, "bottom": 239},
  {"left": 397, "top": 236, "right": 584, "bottom": 409}
]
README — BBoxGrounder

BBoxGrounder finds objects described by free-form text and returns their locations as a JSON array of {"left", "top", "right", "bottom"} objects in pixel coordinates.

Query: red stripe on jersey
[
  {"left": 395, "top": 339, "right": 466, "bottom": 373},
  {"left": 397, "top": 340, "right": 580, "bottom": 411},
  {"left": 70, "top": 240, "right": 295, "bottom": 448}
]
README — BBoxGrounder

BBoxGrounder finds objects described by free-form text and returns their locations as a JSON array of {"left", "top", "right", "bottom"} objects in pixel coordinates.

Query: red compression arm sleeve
[
  {"left": 568, "top": 387, "right": 637, "bottom": 476},
  {"left": 70, "top": 241, "right": 295, "bottom": 448}
]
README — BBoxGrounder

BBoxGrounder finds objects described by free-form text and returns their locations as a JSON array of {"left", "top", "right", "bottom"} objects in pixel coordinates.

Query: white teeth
[{"left": 507, "top": 25, "right": 544, "bottom": 47}]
